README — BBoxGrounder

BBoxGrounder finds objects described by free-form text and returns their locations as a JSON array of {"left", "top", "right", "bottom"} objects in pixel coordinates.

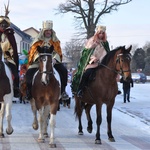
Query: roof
[
  {"left": 23, "top": 27, "right": 39, "bottom": 34},
  {"left": 10, "top": 23, "right": 32, "bottom": 42}
]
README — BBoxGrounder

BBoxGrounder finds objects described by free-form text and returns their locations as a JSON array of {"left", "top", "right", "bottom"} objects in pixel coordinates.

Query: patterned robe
[
  {"left": 0, "top": 28, "right": 19, "bottom": 70},
  {"left": 71, "top": 39, "right": 110, "bottom": 93},
  {"left": 28, "top": 39, "right": 62, "bottom": 66}
]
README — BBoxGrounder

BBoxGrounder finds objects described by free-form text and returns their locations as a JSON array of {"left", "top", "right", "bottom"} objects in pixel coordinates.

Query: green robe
[{"left": 71, "top": 41, "right": 110, "bottom": 93}]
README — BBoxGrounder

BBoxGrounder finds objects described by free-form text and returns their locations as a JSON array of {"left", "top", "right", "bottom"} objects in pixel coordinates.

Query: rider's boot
[
  {"left": 77, "top": 69, "right": 91, "bottom": 98},
  {"left": 77, "top": 79, "right": 86, "bottom": 98}
]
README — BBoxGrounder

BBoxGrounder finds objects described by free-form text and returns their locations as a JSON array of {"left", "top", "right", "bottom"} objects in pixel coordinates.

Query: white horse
[{"left": 0, "top": 47, "right": 14, "bottom": 138}]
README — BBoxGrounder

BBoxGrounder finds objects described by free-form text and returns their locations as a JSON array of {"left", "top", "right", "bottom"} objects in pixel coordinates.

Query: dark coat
[
  {"left": 120, "top": 77, "right": 134, "bottom": 91},
  {"left": 4, "top": 28, "right": 19, "bottom": 70}
]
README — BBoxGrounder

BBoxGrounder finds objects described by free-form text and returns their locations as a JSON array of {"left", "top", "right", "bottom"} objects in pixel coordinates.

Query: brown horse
[
  {"left": 74, "top": 45, "right": 132, "bottom": 144},
  {"left": 30, "top": 46, "right": 61, "bottom": 147},
  {"left": 0, "top": 46, "right": 14, "bottom": 137}
]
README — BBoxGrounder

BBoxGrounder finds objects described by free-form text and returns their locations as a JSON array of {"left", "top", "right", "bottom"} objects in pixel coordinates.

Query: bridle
[
  {"left": 116, "top": 53, "right": 131, "bottom": 76},
  {"left": 38, "top": 53, "right": 54, "bottom": 76},
  {"left": 99, "top": 53, "right": 131, "bottom": 76}
]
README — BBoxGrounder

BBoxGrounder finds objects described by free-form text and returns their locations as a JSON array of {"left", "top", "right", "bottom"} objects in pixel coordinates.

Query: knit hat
[
  {"left": 42, "top": 20, "right": 53, "bottom": 30},
  {"left": 96, "top": 25, "right": 106, "bottom": 33}
]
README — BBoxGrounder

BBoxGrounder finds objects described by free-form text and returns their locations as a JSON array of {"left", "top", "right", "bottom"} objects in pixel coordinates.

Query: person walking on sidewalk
[{"left": 120, "top": 77, "right": 134, "bottom": 103}]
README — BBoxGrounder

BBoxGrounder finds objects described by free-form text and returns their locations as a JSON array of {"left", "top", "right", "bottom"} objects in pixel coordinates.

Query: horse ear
[{"left": 127, "top": 45, "right": 132, "bottom": 52}]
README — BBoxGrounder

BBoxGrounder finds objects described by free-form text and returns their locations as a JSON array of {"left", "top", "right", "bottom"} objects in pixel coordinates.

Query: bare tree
[
  {"left": 143, "top": 41, "right": 150, "bottom": 52},
  {"left": 64, "top": 39, "right": 84, "bottom": 67},
  {"left": 56, "top": 0, "right": 132, "bottom": 39}
]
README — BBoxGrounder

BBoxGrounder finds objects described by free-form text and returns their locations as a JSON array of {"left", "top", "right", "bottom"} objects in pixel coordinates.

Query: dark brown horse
[
  {"left": 30, "top": 46, "right": 61, "bottom": 147},
  {"left": 74, "top": 45, "right": 132, "bottom": 144},
  {"left": 0, "top": 46, "right": 14, "bottom": 137}
]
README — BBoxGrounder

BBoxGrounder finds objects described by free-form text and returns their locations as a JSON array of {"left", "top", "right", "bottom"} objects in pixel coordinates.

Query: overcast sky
[{"left": 1, "top": 0, "right": 150, "bottom": 49}]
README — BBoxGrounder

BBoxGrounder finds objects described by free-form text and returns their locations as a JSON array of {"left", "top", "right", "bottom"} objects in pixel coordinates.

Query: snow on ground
[
  {"left": 5, "top": 82, "right": 149, "bottom": 150},
  {"left": 116, "top": 82, "right": 150, "bottom": 127}
]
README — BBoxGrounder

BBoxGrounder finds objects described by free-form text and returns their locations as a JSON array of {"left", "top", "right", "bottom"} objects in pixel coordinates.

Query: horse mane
[{"left": 100, "top": 46, "right": 125, "bottom": 67}]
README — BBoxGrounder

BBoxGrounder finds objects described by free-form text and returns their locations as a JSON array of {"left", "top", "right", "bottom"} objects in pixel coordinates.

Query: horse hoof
[
  {"left": 32, "top": 124, "right": 38, "bottom": 130},
  {"left": 87, "top": 128, "right": 92, "bottom": 133},
  {"left": 44, "top": 133, "right": 49, "bottom": 138},
  {"left": 0, "top": 133, "right": 5, "bottom": 138},
  {"left": 38, "top": 138, "right": 45, "bottom": 143},
  {"left": 109, "top": 137, "right": 115, "bottom": 142},
  {"left": 49, "top": 143, "right": 56, "bottom": 148},
  {"left": 95, "top": 139, "right": 101, "bottom": 144},
  {"left": 6, "top": 128, "right": 14, "bottom": 135},
  {"left": 78, "top": 131, "right": 83, "bottom": 135}
]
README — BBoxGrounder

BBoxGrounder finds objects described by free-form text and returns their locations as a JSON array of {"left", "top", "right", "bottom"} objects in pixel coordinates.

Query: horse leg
[
  {"left": 43, "top": 105, "right": 50, "bottom": 138},
  {"left": 49, "top": 114, "right": 56, "bottom": 148},
  {"left": 85, "top": 104, "right": 93, "bottom": 133},
  {"left": 5, "top": 102, "right": 13, "bottom": 135},
  {"left": 48, "top": 101, "right": 59, "bottom": 148},
  {"left": 95, "top": 104, "right": 102, "bottom": 144},
  {"left": 0, "top": 102, "right": 5, "bottom": 137},
  {"left": 22, "top": 94, "right": 26, "bottom": 104},
  {"left": 63, "top": 100, "right": 66, "bottom": 107},
  {"left": 38, "top": 108, "right": 45, "bottom": 143},
  {"left": 75, "top": 99, "right": 84, "bottom": 135},
  {"left": 107, "top": 104, "right": 115, "bottom": 142},
  {"left": 23, "top": 98, "right": 26, "bottom": 104},
  {"left": 30, "top": 99, "right": 38, "bottom": 130},
  {"left": 19, "top": 94, "right": 22, "bottom": 103},
  {"left": 67, "top": 98, "right": 71, "bottom": 108}
]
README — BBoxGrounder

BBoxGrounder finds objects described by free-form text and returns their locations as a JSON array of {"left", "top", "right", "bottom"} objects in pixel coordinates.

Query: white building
[{"left": 10, "top": 23, "right": 32, "bottom": 54}]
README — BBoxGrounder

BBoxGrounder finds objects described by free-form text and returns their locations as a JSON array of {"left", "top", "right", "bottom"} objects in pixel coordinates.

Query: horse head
[
  {"left": 37, "top": 45, "right": 54, "bottom": 85},
  {"left": 115, "top": 45, "right": 132, "bottom": 81}
]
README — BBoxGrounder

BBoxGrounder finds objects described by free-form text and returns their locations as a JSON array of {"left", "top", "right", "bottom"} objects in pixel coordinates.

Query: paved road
[{"left": 1, "top": 97, "right": 150, "bottom": 150}]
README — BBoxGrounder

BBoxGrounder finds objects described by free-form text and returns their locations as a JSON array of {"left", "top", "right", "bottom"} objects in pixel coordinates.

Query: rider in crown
[
  {"left": 26, "top": 20, "right": 68, "bottom": 100},
  {"left": 0, "top": 2, "right": 20, "bottom": 98}
]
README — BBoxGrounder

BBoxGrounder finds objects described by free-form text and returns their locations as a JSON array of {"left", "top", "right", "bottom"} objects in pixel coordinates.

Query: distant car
[{"left": 132, "top": 73, "right": 147, "bottom": 83}]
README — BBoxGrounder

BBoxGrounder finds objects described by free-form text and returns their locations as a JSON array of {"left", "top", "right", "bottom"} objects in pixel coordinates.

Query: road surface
[{"left": 1, "top": 84, "right": 150, "bottom": 150}]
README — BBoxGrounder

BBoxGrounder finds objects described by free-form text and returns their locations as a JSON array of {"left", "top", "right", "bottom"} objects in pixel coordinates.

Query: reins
[
  {"left": 98, "top": 53, "right": 131, "bottom": 76},
  {"left": 86, "top": 52, "right": 131, "bottom": 101},
  {"left": 99, "top": 63, "right": 118, "bottom": 74},
  {"left": 39, "top": 70, "right": 54, "bottom": 75}
]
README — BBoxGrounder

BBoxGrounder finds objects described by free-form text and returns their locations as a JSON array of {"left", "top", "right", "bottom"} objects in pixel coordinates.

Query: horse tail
[{"left": 74, "top": 98, "right": 85, "bottom": 120}]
